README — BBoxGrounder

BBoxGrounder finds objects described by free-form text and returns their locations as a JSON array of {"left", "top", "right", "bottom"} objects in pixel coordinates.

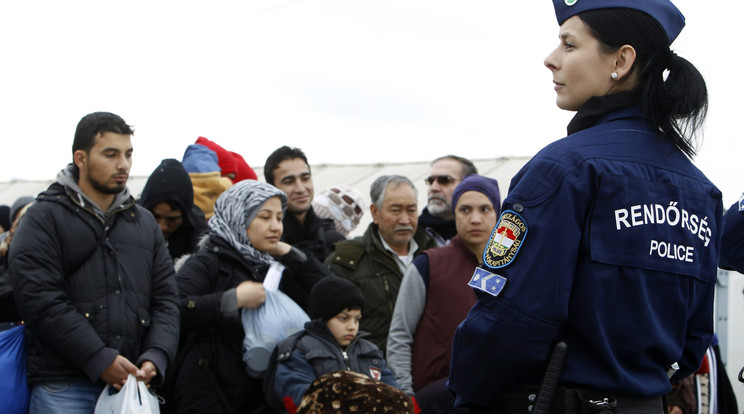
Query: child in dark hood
[{"left": 138, "top": 158, "right": 208, "bottom": 261}]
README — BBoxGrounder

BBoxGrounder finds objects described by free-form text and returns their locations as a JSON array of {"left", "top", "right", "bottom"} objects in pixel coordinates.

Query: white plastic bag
[
  {"left": 94, "top": 373, "right": 160, "bottom": 414},
  {"left": 241, "top": 289, "right": 309, "bottom": 378}
]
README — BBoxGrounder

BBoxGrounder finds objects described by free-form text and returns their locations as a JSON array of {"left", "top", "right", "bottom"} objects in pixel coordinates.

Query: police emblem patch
[
  {"left": 483, "top": 210, "right": 527, "bottom": 269},
  {"left": 468, "top": 267, "right": 507, "bottom": 297},
  {"left": 369, "top": 366, "right": 381, "bottom": 381}
]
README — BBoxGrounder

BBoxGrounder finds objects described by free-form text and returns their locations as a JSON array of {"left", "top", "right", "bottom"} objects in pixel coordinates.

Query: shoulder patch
[
  {"left": 468, "top": 267, "right": 507, "bottom": 297},
  {"left": 483, "top": 210, "right": 528, "bottom": 269}
]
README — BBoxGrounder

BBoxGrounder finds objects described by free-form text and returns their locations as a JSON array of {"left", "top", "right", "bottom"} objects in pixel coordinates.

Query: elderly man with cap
[
  {"left": 449, "top": 1, "right": 718, "bottom": 413},
  {"left": 387, "top": 175, "right": 500, "bottom": 411}
]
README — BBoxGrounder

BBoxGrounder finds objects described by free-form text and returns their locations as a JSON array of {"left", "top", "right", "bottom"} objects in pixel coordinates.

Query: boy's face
[{"left": 326, "top": 308, "right": 362, "bottom": 347}]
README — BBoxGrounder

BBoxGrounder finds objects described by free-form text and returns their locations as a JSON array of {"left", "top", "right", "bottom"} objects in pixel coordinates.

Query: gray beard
[{"left": 427, "top": 201, "right": 451, "bottom": 218}]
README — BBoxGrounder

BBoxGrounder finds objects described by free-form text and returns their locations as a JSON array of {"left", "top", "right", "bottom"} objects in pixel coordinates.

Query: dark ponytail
[
  {"left": 643, "top": 51, "right": 707, "bottom": 157},
  {"left": 580, "top": 9, "right": 708, "bottom": 158}
]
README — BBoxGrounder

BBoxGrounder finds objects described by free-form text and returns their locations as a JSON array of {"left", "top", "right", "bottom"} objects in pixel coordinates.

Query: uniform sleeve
[
  {"left": 274, "top": 349, "right": 319, "bottom": 408},
  {"left": 449, "top": 160, "right": 589, "bottom": 407},
  {"left": 718, "top": 198, "right": 744, "bottom": 273},
  {"left": 386, "top": 255, "right": 429, "bottom": 396},
  {"left": 674, "top": 280, "right": 715, "bottom": 380}
]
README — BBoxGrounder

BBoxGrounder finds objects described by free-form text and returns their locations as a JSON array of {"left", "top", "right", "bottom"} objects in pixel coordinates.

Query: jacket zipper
[{"left": 341, "top": 349, "right": 351, "bottom": 370}]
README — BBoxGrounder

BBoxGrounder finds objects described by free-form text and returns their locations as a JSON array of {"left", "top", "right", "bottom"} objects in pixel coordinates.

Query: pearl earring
[{"left": 611, "top": 72, "right": 618, "bottom": 80}]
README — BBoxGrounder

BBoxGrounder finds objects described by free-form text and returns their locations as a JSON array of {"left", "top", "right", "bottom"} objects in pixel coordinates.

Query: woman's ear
[{"left": 613, "top": 44, "right": 637, "bottom": 81}]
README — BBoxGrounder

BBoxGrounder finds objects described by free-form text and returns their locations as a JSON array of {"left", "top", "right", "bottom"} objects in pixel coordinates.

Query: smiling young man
[
  {"left": 264, "top": 146, "right": 344, "bottom": 262},
  {"left": 10, "top": 112, "right": 179, "bottom": 414}
]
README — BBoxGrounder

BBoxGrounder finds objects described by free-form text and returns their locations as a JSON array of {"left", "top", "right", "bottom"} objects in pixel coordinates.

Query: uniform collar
[{"left": 567, "top": 90, "right": 642, "bottom": 135}]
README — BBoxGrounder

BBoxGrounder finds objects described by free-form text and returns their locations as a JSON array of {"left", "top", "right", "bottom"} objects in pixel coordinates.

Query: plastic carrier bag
[
  {"left": 94, "top": 374, "right": 160, "bottom": 414},
  {"left": 0, "top": 324, "right": 30, "bottom": 414},
  {"left": 241, "top": 288, "right": 309, "bottom": 378}
]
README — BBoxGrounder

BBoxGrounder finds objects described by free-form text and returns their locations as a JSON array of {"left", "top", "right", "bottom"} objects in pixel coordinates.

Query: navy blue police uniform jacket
[
  {"left": 448, "top": 98, "right": 722, "bottom": 408},
  {"left": 718, "top": 194, "right": 744, "bottom": 274}
]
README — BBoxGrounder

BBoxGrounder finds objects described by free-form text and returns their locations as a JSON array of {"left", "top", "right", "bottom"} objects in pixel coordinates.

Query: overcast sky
[{"left": 1, "top": 0, "right": 742, "bottom": 205}]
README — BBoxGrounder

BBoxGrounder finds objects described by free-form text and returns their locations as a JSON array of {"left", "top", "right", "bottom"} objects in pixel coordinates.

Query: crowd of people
[{"left": 0, "top": 1, "right": 743, "bottom": 413}]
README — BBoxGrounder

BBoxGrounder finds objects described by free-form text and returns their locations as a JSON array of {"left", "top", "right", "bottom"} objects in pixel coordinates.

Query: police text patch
[
  {"left": 468, "top": 267, "right": 507, "bottom": 297},
  {"left": 591, "top": 174, "right": 716, "bottom": 282},
  {"left": 483, "top": 210, "right": 527, "bottom": 269}
]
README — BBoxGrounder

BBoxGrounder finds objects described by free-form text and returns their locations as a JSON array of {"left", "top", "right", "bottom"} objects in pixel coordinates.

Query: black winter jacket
[
  {"left": 9, "top": 182, "right": 180, "bottom": 385},
  {"left": 171, "top": 235, "right": 331, "bottom": 413},
  {"left": 282, "top": 206, "right": 345, "bottom": 263}
]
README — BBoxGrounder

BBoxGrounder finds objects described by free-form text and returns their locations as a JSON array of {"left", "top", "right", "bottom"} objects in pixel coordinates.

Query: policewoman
[{"left": 448, "top": 1, "right": 722, "bottom": 413}]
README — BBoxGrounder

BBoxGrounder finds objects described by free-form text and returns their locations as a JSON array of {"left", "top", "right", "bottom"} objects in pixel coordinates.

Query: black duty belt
[{"left": 470, "top": 387, "right": 663, "bottom": 414}]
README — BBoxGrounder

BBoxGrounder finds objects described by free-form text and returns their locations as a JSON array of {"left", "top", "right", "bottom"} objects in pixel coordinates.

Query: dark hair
[
  {"left": 433, "top": 155, "right": 478, "bottom": 178},
  {"left": 263, "top": 146, "right": 310, "bottom": 185},
  {"left": 72, "top": 112, "right": 134, "bottom": 155},
  {"left": 579, "top": 9, "right": 707, "bottom": 158}
]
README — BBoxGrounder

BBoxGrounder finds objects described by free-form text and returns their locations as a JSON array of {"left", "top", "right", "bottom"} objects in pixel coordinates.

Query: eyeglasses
[{"left": 425, "top": 175, "right": 458, "bottom": 186}]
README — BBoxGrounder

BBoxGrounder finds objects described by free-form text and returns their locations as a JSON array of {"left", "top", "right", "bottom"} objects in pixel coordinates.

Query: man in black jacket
[
  {"left": 264, "top": 146, "right": 345, "bottom": 262},
  {"left": 10, "top": 112, "right": 180, "bottom": 413}
]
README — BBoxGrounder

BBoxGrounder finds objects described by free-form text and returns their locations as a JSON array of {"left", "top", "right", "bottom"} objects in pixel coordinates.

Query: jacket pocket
[
  {"left": 74, "top": 303, "right": 95, "bottom": 322},
  {"left": 137, "top": 308, "right": 151, "bottom": 327}
]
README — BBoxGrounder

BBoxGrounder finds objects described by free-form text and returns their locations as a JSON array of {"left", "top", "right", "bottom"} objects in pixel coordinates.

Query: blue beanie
[
  {"left": 182, "top": 144, "right": 221, "bottom": 173},
  {"left": 451, "top": 175, "right": 501, "bottom": 215}
]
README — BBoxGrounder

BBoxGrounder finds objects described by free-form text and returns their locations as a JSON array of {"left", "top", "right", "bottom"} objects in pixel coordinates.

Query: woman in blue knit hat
[{"left": 448, "top": 1, "right": 720, "bottom": 413}]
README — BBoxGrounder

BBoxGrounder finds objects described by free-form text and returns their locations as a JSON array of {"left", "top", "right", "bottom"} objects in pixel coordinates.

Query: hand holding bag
[
  {"left": 94, "top": 373, "right": 160, "bottom": 414},
  {"left": 241, "top": 288, "right": 309, "bottom": 378}
]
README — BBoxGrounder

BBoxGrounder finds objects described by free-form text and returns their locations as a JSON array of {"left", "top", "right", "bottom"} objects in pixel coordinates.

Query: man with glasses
[{"left": 420, "top": 155, "right": 478, "bottom": 246}]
